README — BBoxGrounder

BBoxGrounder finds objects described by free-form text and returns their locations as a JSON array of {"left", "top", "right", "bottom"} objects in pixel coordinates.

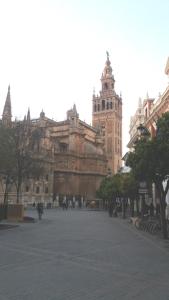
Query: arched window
[
  {"left": 110, "top": 102, "right": 112, "bottom": 109},
  {"left": 94, "top": 104, "right": 96, "bottom": 112},
  {"left": 104, "top": 83, "right": 108, "bottom": 90},
  {"left": 36, "top": 186, "right": 40, "bottom": 194},
  {"left": 107, "top": 102, "right": 109, "bottom": 110},
  {"left": 102, "top": 100, "right": 105, "bottom": 110}
]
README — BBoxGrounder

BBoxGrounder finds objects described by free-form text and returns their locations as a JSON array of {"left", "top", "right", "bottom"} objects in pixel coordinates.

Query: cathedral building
[
  {"left": 0, "top": 53, "right": 123, "bottom": 205},
  {"left": 0, "top": 88, "right": 107, "bottom": 205},
  {"left": 92, "top": 52, "right": 122, "bottom": 174}
]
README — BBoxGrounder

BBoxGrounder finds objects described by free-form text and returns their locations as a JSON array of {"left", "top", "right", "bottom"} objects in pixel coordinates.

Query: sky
[{"left": 0, "top": 0, "right": 169, "bottom": 154}]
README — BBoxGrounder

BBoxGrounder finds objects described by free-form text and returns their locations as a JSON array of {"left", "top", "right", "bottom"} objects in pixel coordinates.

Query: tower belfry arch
[{"left": 92, "top": 52, "right": 122, "bottom": 174}]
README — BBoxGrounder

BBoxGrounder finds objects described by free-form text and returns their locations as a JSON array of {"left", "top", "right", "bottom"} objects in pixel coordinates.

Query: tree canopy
[
  {"left": 97, "top": 172, "right": 138, "bottom": 201},
  {"left": 126, "top": 112, "right": 169, "bottom": 238}
]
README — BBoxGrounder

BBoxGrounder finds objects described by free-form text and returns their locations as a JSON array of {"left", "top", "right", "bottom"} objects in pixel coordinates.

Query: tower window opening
[
  {"left": 94, "top": 104, "right": 96, "bottom": 112},
  {"left": 25, "top": 186, "right": 29, "bottom": 192},
  {"left": 102, "top": 100, "right": 105, "bottom": 110},
  {"left": 104, "top": 83, "right": 108, "bottom": 90},
  {"left": 59, "top": 143, "right": 68, "bottom": 152},
  {"left": 110, "top": 102, "right": 112, "bottom": 109},
  {"left": 36, "top": 186, "right": 40, "bottom": 194},
  {"left": 98, "top": 104, "right": 100, "bottom": 111},
  {"left": 106, "top": 102, "right": 109, "bottom": 110}
]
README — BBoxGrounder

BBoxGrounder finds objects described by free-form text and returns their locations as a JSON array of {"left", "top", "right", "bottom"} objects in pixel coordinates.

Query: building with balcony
[{"left": 128, "top": 57, "right": 169, "bottom": 150}]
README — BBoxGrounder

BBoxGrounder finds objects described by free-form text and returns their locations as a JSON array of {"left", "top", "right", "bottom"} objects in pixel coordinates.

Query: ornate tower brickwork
[{"left": 92, "top": 52, "right": 122, "bottom": 174}]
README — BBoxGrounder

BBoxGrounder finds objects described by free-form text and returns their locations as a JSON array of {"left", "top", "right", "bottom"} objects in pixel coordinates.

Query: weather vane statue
[{"left": 106, "top": 51, "right": 109, "bottom": 60}]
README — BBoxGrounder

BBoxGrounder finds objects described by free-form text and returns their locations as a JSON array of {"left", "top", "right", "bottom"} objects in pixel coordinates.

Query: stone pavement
[{"left": 0, "top": 208, "right": 169, "bottom": 300}]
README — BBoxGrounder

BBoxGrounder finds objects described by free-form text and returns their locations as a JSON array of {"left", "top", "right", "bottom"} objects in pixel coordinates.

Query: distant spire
[
  {"left": 146, "top": 92, "right": 149, "bottom": 99},
  {"left": 73, "top": 103, "right": 77, "bottom": 113},
  {"left": 27, "top": 108, "right": 31, "bottom": 122},
  {"left": 2, "top": 85, "right": 12, "bottom": 127},
  {"left": 165, "top": 57, "right": 169, "bottom": 76},
  {"left": 138, "top": 97, "right": 142, "bottom": 107},
  {"left": 106, "top": 50, "right": 109, "bottom": 61}
]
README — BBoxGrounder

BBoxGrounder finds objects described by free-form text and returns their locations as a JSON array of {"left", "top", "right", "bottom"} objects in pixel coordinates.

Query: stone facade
[
  {"left": 127, "top": 95, "right": 155, "bottom": 149},
  {"left": 0, "top": 94, "right": 107, "bottom": 205},
  {"left": 0, "top": 53, "right": 124, "bottom": 205},
  {"left": 92, "top": 52, "right": 122, "bottom": 174},
  {"left": 127, "top": 57, "right": 169, "bottom": 150}
]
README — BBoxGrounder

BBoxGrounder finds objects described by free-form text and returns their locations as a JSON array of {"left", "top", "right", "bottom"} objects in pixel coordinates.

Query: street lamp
[
  {"left": 137, "top": 124, "right": 152, "bottom": 218},
  {"left": 137, "top": 123, "right": 150, "bottom": 139}
]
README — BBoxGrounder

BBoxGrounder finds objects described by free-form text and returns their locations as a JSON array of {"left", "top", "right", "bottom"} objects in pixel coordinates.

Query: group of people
[
  {"left": 62, "top": 196, "right": 84, "bottom": 210},
  {"left": 34, "top": 196, "right": 85, "bottom": 219}
]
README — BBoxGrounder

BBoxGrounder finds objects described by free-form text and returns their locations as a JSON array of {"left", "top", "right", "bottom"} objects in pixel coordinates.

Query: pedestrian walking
[
  {"left": 62, "top": 196, "right": 67, "bottom": 210},
  {"left": 72, "top": 196, "right": 76, "bottom": 208},
  {"left": 37, "top": 202, "right": 44, "bottom": 220},
  {"left": 69, "top": 200, "right": 73, "bottom": 209},
  {"left": 108, "top": 201, "right": 113, "bottom": 217}
]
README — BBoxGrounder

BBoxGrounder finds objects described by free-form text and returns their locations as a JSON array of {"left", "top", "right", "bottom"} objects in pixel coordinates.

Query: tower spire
[
  {"left": 2, "top": 85, "right": 12, "bottom": 127},
  {"left": 27, "top": 107, "right": 31, "bottom": 123},
  {"left": 106, "top": 50, "right": 109, "bottom": 61},
  {"left": 101, "top": 52, "right": 115, "bottom": 91}
]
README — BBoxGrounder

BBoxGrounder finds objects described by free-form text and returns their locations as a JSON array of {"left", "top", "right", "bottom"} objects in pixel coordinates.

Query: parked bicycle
[{"left": 134, "top": 216, "right": 161, "bottom": 235}]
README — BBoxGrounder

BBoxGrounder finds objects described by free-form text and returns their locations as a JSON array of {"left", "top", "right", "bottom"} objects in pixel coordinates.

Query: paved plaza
[{"left": 0, "top": 208, "right": 169, "bottom": 300}]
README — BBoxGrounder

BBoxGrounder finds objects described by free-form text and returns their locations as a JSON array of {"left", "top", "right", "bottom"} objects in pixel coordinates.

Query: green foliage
[
  {"left": 97, "top": 172, "right": 138, "bottom": 200},
  {"left": 156, "top": 111, "right": 169, "bottom": 140},
  {"left": 126, "top": 112, "right": 169, "bottom": 238},
  {"left": 96, "top": 177, "right": 114, "bottom": 200},
  {"left": 120, "top": 173, "right": 138, "bottom": 198},
  {"left": 126, "top": 113, "right": 169, "bottom": 192}
]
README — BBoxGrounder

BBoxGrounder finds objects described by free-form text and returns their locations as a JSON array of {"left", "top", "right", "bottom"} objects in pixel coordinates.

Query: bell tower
[{"left": 92, "top": 52, "right": 122, "bottom": 174}]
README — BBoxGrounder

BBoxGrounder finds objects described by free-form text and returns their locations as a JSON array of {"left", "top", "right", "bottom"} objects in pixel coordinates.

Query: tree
[
  {"left": 126, "top": 112, "right": 169, "bottom": 239},
  {"left": 0, "top": 126, "right": 17, "bottom": 203},
  {"left": 0, "top": 123, "right": 44, "bottom": 204},
  {"left": 97, "top": 173, "right": 138, "bottom": 215},
  {"left": 119, "top": 173, "right": 139, "bottom": 217}
]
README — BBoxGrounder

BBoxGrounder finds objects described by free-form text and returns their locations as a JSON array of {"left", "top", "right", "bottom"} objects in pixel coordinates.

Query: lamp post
[
  {"left": 137, "top": 124, "right": 150, "bottom": 218},
  {"left": 137, "top": 123, "right": 150, "bottom": 140}
]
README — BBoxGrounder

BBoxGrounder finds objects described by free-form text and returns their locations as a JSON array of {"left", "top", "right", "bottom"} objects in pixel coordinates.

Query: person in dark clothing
[
  {"left": 108, "top": 201, "right": 114, "bottom": 217},
  {"left": 37, "top": 202, "right": 44, "bottom": 220}
]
